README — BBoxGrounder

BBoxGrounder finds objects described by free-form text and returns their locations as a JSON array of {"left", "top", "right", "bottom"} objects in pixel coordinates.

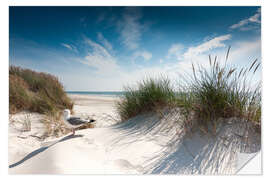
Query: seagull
[{"left": 63, "top": 109, "right": 95, "bottom": 135}]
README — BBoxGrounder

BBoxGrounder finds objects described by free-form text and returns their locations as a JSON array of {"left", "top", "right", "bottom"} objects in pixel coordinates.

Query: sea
[{"left": 66, "top": 91, "right": 124, "bottom": 97}]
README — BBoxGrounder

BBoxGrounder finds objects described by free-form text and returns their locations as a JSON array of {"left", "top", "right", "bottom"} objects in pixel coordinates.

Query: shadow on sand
[{"left": 9, "top": 134, "right": 83, "bottom": 168}]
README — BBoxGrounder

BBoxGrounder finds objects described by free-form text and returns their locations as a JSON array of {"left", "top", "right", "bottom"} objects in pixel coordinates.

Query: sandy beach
[
  {"left": 8, "top": 94, "right": 121, "bottom": 173},
  {"left": 8, "top": 6, "right": 262, "bottom": 176},
  {"left": 68, "top": 94, "right": 121, "bottom": 127},
  {"left": 8, "top": 94, "right": 261, "bottom": 174}
]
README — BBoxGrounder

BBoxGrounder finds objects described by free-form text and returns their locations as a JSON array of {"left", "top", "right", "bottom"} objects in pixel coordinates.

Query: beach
[
  {"left": 8, "top": 6, "right": 262, "bottom": 175},
  {"left": 8, "top": 94, "right": 121, "bottom": 173},
  {"left": 68, "top": 94, "right": 121, "bottom": 127},
  {"left": 8, "top": 93, "right": 261, "bottom": 174}
]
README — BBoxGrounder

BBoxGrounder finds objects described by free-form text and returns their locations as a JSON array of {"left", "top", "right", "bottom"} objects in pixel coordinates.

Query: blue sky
[{"left": 9, "top": 7, "right": 261, "bottom": 91}]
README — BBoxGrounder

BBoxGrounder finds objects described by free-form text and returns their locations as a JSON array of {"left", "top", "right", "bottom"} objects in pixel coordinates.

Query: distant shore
[{"left": 66, "top": 91, "right": 124, "bottom": 97}]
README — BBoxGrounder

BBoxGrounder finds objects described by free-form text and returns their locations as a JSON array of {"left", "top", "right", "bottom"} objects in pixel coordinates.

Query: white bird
[{"left": 63, "top": 109, "right": 95, "bottom": 135}]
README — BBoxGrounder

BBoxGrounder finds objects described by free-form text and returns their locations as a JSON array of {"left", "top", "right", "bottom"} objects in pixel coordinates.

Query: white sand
[
  {"left": 8, "top": 94, "right": 120, "bottom": 169},
  {"left": 8, "top": 95, "right": 261, "bottom": 174},
  {"left": 68, "top": 94, "right": 121, "bottom": 127},
  {"left": 8, "top": 112, "right": 46, "bottom": 166}
]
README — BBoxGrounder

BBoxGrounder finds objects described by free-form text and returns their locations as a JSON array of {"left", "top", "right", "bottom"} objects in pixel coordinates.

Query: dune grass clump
[
  {"left": 9, "top": 66, "right": 73, "bottom": 114},
  {"left": 116, "top": 77, "right": 176, "bottom": 121},
  {"left": 116, "top": 48, "right": 261, "bottom": 135},
  {"left": 178, "top": 49, "right": 261, "bottom": 133}
]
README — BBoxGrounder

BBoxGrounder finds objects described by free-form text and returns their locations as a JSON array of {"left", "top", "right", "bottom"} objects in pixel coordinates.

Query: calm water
[{"left": 66, "top": 91, "right": 124, "bottom": 97}]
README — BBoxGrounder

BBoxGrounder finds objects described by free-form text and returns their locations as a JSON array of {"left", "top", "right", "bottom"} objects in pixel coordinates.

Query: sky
[{"left": 9, "top": 6, "right": 261, "bottom": 91}]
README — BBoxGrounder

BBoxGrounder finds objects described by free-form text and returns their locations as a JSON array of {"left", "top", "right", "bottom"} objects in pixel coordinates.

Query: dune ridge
[{"left": 9, "top": 103, "right": 260, "bottom": 174}]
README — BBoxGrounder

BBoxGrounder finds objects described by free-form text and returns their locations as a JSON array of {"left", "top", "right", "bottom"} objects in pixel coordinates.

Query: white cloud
[
  {"left": 83, "top": 54, "right": 118, "bottom": 74},
  {"left": 230, "top": 20, "right": 249, "bottom": 30},
  {"left": 167, "top": 43, "right": 183, "bottom": 60},
  {"left": 163, "top": 34, "right": 232, "bottom": 77},
  {"left": 115, "top": 63, "right": 182, "bottom": 90},
  {"left": 132, "top": 50, "right": 152, "bottom": 61},
  {"left": 183, "top": 34, "right": 231, "bottom": 60},
  {"left": 230, "top": 8, "right": 261, "bottom": 30},
  {"left": 61, "top": 43, "right": 78, "bottom": 53},
  {"left": 80, "top": 37, "right": 120, "bottom": 75},
  {"left": 239, "top": 26, "right": 257, "bottom": 31},
  {"left": 97, "top": 32, "right": 113, "bottom": 51},
  {"left": 66, "top": 34, "right": 260, "bottom": 91},
  {"left": 228, "top": 38, "right": 261, "bottom": 64},
  {"left": 118, "top": 7, "right": 143, "bottom": 50},
  {"left": 61, "top": 43, "right": 72, "bottom": 50}
]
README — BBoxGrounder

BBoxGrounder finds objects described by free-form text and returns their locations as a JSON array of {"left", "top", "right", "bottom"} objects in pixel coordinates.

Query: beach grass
[
  {"left": 116, "top": 48, "right": 261, "bottom": 133},
  {"left": 177, "top": 49, "right": 261, "bottom": 133},
  {"left": 9, "top": 66, "right": 73, "bottom": 114},
  {"left": 116, "top": 77, "right": 176, "bottom": 121}
]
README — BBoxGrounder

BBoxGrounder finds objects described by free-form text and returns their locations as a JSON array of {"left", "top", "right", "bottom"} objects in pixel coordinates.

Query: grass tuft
[
  {"left": 177, "top": 51, "right": 261, "bottom": 133},
  {"left": 9, "top": 66, "right": 73, "bottom": 114},
  {"left": 116, "top": 77, "right": 175, "bottom": 121},
  {"left": 116, "top": 48, "right": 261, "bottom": 134}
]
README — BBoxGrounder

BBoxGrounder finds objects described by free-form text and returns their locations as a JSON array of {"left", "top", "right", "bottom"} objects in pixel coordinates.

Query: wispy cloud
[
  {"left": 167, "top": 44, "right": 184, "bottom": 60},
  {"left": 163, "top": 34, "right": 232, "bottom": 77},
  {"left": 165, "top": 35, "right": 231, "bottom": 64},
  {"left": 132, "top": 50, "right": 152, "bottom": 61},
  {"left": 97, "top": 32, "right": 113, "bottom": 51},
  {"left": 230, "top": 8, "right": 261, "bottom": 31},
  {"left": 80, "top": 37, "right": 120, "bottom": 75},
  {"left": 61, "top": 43, "right": 72, "bottom": 50},
  {"left": 229, "top": 38, "right": 261, "bottom": 63},
  {"left": 64, "top": 37, "right": 261, "bottom": 91},
  {"left": 117, "top": 7, "right": 143, "bottom": 50},
  {"left": 183, "top": 34, "right": 231, "bottom": 60},
  {"left": 61, "top": 43, "right": 78, "bottom": 53}
]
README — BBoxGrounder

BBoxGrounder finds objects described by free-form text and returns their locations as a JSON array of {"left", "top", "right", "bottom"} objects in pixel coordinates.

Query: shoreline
[
  {"left": 68, "top": 93, "right": 120, "bottom": 103},
  {"left": 66, "top": 91, "right": 124, "bottom": 97}
]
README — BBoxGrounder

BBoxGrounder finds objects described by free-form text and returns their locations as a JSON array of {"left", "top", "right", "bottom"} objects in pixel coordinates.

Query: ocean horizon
[{"left": 66, "top": 91, "right": 125, "bottom": 97}]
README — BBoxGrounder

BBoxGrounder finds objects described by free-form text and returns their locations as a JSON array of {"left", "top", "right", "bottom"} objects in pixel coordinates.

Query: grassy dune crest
[
  {"left": 9, "top": 66, "right": 73, "bottom": 114},
  {"left": 117, "top": 49, "right": 261, "bottom": 133},
  {"left": 178, "top": 54, "right": 261, "bottom": 133},
  {"left": 116, "top": 78, "right": 176, "bottom": 121}
]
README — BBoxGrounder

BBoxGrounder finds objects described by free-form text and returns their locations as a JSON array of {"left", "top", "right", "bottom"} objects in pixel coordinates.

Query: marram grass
[
  {"left": 178, "top": 48, "right": 261, "bottom": 133},
  {"left": 116, "top": 77, "right": 175, "bottom": 121},
  {"left": 9, "top": 66, "right": 73, "bottom": 114},
  {"left": 116, "top": 48, "right": 261, "bottom": 133}
]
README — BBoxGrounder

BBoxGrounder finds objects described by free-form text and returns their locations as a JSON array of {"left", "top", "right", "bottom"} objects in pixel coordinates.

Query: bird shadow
[{"left": 9, "top": 134, "right": 83, "bottom": 168}]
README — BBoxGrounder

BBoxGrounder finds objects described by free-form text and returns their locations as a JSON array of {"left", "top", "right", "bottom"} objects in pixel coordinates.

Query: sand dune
[{"left": 8, "top": 95, "right": 261, "bottom": 174}]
